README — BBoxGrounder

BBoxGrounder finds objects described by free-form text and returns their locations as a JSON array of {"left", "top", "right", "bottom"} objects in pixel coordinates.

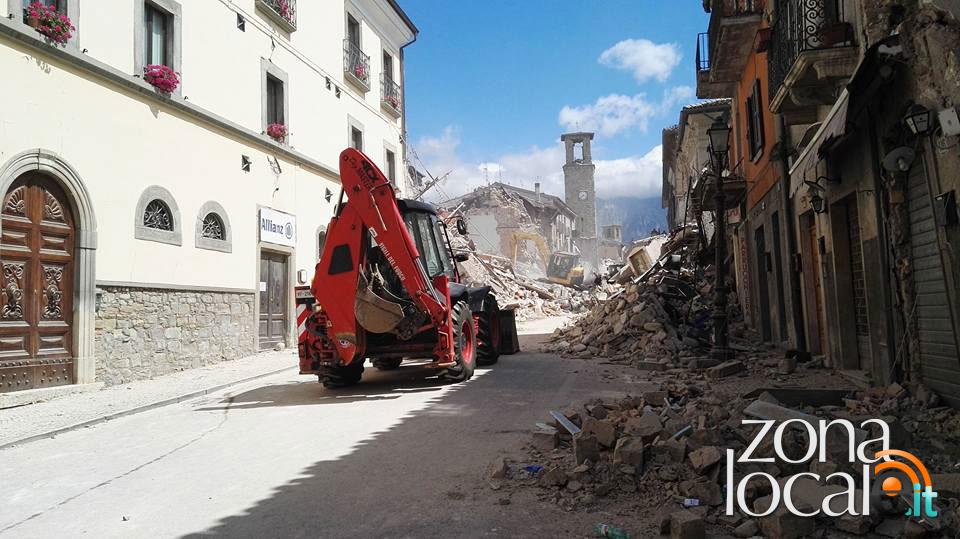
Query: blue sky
[{"left": 399, "top": 0, "right": 709, "bottom": 201}]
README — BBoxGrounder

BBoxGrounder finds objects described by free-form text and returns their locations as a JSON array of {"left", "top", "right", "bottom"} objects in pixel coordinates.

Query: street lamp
[{"left": 707, "top": 117, "right": 733, "bottom": 361}]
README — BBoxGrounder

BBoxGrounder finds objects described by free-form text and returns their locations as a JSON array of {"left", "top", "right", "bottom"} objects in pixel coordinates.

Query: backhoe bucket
[{"left": 355, "top": 273, "right": 404, "bottom": 333}]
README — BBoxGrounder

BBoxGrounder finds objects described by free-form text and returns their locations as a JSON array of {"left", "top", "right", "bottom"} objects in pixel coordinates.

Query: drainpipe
[
  {"left": 772, "top": 113, "right": 808, "bottom": 352},
  {"left": 399, "top": 30, "right": 418, "bottom": 196}
]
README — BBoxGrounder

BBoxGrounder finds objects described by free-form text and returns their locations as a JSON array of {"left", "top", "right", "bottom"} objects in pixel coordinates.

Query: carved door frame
[{"left": 0, "top": 150, "right": 97, "bottom": 387}]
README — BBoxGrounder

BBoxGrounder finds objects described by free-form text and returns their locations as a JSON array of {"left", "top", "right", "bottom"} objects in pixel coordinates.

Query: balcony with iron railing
[
  {"left": 343, "top": 39, "right": 370, "bottom": 92},
  {"left": 768, "top": 0, "right": 857, "bottom": 113},
  {"left": 381, "top": 75, "right": 402, "bottom": 117},
  {"left": 695, "top": 0, "right": 765, "bottom": 99},
  {"left": 256, "top": 0, "right": 296, "bottom": 32}
]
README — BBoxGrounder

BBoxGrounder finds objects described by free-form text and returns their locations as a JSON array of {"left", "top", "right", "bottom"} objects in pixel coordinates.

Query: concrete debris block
[
  {"left": 733, "top": 519, "right": 759, "bottom": 538},
  {"left": 634, "top": 360, "right": 668, "bottom": 371},
  {"left": 688, "top": 358, "right": 721, "bottom": 370},
  {"left": 531, "top": 425, "right": 559, "bottom": 451},
  {"left": 835, "top": 514, "right": 871, "bottom": 535},
  {"left": 688, "top": 445, "right": 723, "bottom": 473},
  {"left": 777, "top": 358, "right": 796, "bottom": 374},
  {"left": 581, "top": 417, "right": 617, "bottom": 448},
  {"left": 669, "top": 510, "right": 705, "bottom": 539},
  {"left": 679, "top": 478, "right": 723, "bottom": 506},
  {"left": 706, "top": 360, "right": 745, "bottom": 379},
  {"left": 755, "top": 497, "right": 816, "bottom": 539},
  {"left": 874, "top": 518, "right": 905, "bottom": 538},
  {"left": 573, "top": 431, "right": 600, "bottom": 465},
  {"left": 642, "top": 390, "right": 669, "bottom": 405},
  {"left": 586, "top": 404, "right": 608, "bottom": 419},
  {"left": 487, "top": 456, "right": 509, "bottom": 479},
  {"left": 612, "top": 436, "right": 644, "bottom": 467},
  {"left": 539, "top": 466, "right": 567, "bottom": 487},
  {"left": 625, "top": 412, "right": 662, "bottom": 440}
]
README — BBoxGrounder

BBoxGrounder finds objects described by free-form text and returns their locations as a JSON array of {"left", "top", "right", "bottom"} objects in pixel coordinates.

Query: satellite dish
[{"left": 882, "top": 147, "right": 916, "bottom": 173}]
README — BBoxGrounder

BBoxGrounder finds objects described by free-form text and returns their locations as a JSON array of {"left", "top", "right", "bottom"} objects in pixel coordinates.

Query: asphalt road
[{"left": 0, "top": 318, "right": 654, "bottom": 538}]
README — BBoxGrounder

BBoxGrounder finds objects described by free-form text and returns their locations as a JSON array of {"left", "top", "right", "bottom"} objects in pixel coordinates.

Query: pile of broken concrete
[
  {"left": 543, "top": 278, "right": 727, "bottom": 366},
  {"left": 487, "top": 381, "right": 960, "bottom": 538}
]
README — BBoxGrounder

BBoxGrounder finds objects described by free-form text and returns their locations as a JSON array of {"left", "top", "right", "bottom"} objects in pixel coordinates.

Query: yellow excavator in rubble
[{"left": 510, "top": 232, "right": 585, "bottom": 287}]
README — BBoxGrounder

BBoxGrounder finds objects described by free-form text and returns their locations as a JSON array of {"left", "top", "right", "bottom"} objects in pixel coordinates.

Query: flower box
[
  {"left": 25, "top": 2, "right": 74, "bottom": 45},
  {"left": 267, "top": 123, "right": 288, "bottom": 143},
  {"left": 143, "top": 64, "right": 180, "bottom": 94}
]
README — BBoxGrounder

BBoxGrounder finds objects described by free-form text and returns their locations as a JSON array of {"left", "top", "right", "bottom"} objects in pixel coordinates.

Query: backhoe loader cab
[
  {"left": 546, "top": 252, "right": 584, "bottom": 287},
  {"left": 299, "top": 149, "right": 516, "bottom": 389}
]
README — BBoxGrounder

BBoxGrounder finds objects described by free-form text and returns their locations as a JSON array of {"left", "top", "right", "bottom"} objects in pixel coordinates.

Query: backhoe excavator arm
[{"left": 310, "top": 149, "right": 451, "bottom": 366}]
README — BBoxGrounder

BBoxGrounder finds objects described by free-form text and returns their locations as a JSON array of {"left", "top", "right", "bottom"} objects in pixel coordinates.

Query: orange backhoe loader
[{"left": 297, "top": 149, "right": 518, "bottom": 388}]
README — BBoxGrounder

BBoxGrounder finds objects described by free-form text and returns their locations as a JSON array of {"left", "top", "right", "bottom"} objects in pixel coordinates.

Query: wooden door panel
[{"left": 0, "top": 175, "right": 75, "bottom": 392}]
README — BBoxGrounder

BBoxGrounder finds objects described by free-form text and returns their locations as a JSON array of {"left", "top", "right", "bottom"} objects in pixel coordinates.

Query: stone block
[
  {"left": 612, "top": 436, "right": 644, "bottom": 467},
  {"left": 669, "top": 509, "right": 705, "bottom": 539},
  {"left": 581, "top": 416, "right": 617, "bottom": 448},
  {"left": 706, "top": 360, "right": 745, "bottom": 379},
  {"left": 573, "top": 432, "right": 600, "bottom": 465}
]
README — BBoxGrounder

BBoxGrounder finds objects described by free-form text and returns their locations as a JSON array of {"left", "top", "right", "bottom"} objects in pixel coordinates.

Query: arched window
[
  {"left": 134, "top": 186, "right": 181, "bottom": 245},
  {"left": 195, "top": 201, "right": 232, "bottom": 253},
  {"left": 144, "top": 200, "right": 174, "bottom": 231},
  {"left": 201, "top": 213, "right": 225, "bottom": 240}
]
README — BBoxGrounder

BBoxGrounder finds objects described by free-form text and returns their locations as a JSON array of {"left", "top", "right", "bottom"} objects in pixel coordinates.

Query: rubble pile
[
  {"left": 488, "top": 380, "right": 960, "bottom": 538},
  {"left": 542, "top": 276, "right": 727, "bottom": 365}
]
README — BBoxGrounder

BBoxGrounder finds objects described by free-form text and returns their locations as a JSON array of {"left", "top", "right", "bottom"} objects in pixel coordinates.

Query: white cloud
[
  {"left": 558, "top": 87, "right": 695, "bottom": 137},
  {"left": 662, "top": 85, "right": 695, "bottom": 109},
  {"left": 599, "top": 39, "right": 682, "bottom": 83},
  {"left": 412, "top": 127, "right": 664, "bottom": 203},
  {"left": 559, "top": 94, "right": 657, "bottom": 137}
]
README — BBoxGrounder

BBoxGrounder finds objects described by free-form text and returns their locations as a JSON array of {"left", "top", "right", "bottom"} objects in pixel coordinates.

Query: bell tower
[{"left": 562, "top": 132, "right": 598, "bottom": 268}]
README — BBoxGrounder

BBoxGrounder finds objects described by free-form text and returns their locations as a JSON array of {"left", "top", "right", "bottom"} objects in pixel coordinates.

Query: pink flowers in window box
[
  {"left": 385, "top": 95, "right": 400, "bottom": 110},
  {"left": 267, "top": 123, "right": 288, "bottom": 143},
  {"left": 25, "top": 2, "right": 75, "bottom": 45},
  {"left": 353, "top": 63, "right": 366, "bottom": 81},
  {"left": 277, "top": 0, "right": 294, "bottom": 24},
  {"left": 143, "top": 64, "right": 180, "bottom": 94}
]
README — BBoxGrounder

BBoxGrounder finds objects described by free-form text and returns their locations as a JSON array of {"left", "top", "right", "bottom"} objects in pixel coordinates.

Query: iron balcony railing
[
  {"left": 343, "top": 39, "right": 370, "bottom": 87},
  {"left": 768, "top": 0, "right": 853, "bottom": 100},
  {"left": 256, "top": 0, "right": 296, "bottom": 30},
  {"left": 702, "top": 0, "right": 765, "bottom": 74},
  {"left": 381, "top": 74, "right": 401, "bottom": 112},
  {"left": 696, "top": 32, "right": 711, "bottom": 72}
]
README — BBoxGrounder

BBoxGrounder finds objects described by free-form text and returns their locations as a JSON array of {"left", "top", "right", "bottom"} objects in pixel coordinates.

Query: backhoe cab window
[{"left": 403, "top": 211, "right": 452, "bottom": 279}]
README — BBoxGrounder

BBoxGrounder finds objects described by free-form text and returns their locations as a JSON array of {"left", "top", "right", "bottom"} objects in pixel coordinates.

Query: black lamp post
[{"left": 707, "top": 117, "right": 733, "bottom": 361}]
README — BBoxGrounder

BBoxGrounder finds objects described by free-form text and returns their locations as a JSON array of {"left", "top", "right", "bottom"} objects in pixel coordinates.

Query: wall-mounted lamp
[
  {"left": 904, "top": 104, "right": 933, "bottom": 136},
  {"left": 804, "top": 178, "right": 827, "bottom": 214},
  {"left": 881, "top": 146, "right": 916, "bottom": 173}
]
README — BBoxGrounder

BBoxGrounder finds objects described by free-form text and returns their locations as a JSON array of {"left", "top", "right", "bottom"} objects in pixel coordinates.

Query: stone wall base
[{"left": 94, "top": 286, "right": 256, "bottom": 385}]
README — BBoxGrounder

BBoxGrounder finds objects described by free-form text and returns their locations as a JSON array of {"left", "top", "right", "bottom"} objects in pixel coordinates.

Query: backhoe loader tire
[
  {"left": 319, "top": 361, "right": 364, "bottom": 389},
  {"left": 372, "top": 358, "right": 403, "bottom": 370},
  {"left": 441, "top": 300, "right": 476, "bottom": 383},
  {"left": 476, "top": 295, "right": 501, "bottom": 366}
]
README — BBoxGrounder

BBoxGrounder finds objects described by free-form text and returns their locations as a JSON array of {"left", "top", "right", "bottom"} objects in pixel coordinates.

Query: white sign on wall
[{"left": 260, "top": 207, "right": 296, "bottom": 247}]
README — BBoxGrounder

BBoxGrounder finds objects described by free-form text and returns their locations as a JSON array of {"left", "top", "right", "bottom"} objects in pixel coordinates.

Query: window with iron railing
[
  {"left": 256, "top": 0, "right": 296, "bottom": 31},
  {"left": 381, "top": 74, "right": 401, "bottom": 112},
  {"left": 344, "top": 39, "right": 370, "bottom": 87},
  {"left": 768, "top": 0, "right": 853, "bottom": 101}
]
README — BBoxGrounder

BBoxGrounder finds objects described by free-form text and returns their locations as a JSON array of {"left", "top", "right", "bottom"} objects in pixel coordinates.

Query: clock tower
[{"left": 562, "top": 132, "right": 598, "bottom": 269}]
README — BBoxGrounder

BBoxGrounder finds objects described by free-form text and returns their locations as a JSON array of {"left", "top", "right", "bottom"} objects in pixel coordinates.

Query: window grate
[{"left": 144, "top": 200, "right": 173, "bottom": 231}]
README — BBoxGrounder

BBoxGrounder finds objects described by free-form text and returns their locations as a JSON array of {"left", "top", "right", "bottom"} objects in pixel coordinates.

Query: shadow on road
[
  {"left": 180, "top": 350, "right": 604, "bottom": 538},
  {"left": 195, "top": 363, "right": 454, "bottom": 410}
]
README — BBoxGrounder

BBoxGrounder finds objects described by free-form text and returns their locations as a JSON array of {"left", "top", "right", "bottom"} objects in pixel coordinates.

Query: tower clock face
[{"left": 578, "top": 191, "right": 588, "bottom": 201}]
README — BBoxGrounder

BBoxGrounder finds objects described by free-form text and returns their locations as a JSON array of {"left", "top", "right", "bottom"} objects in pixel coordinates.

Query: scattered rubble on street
[{"left": 484, "top": 374, "right": 960, "bottom": 538}]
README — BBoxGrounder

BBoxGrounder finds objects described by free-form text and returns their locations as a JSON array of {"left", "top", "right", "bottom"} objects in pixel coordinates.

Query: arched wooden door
[{"left": 0, "top": 174, "right": 75, "bottom": 392}]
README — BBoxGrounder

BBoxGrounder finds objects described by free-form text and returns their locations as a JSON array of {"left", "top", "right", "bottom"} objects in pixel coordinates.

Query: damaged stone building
[
  {"left": 684, "top": 0, "right": 960, "bottom": 406},
  {"left": 443, "top": 182, "right": 576, "bottom": 258}
]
